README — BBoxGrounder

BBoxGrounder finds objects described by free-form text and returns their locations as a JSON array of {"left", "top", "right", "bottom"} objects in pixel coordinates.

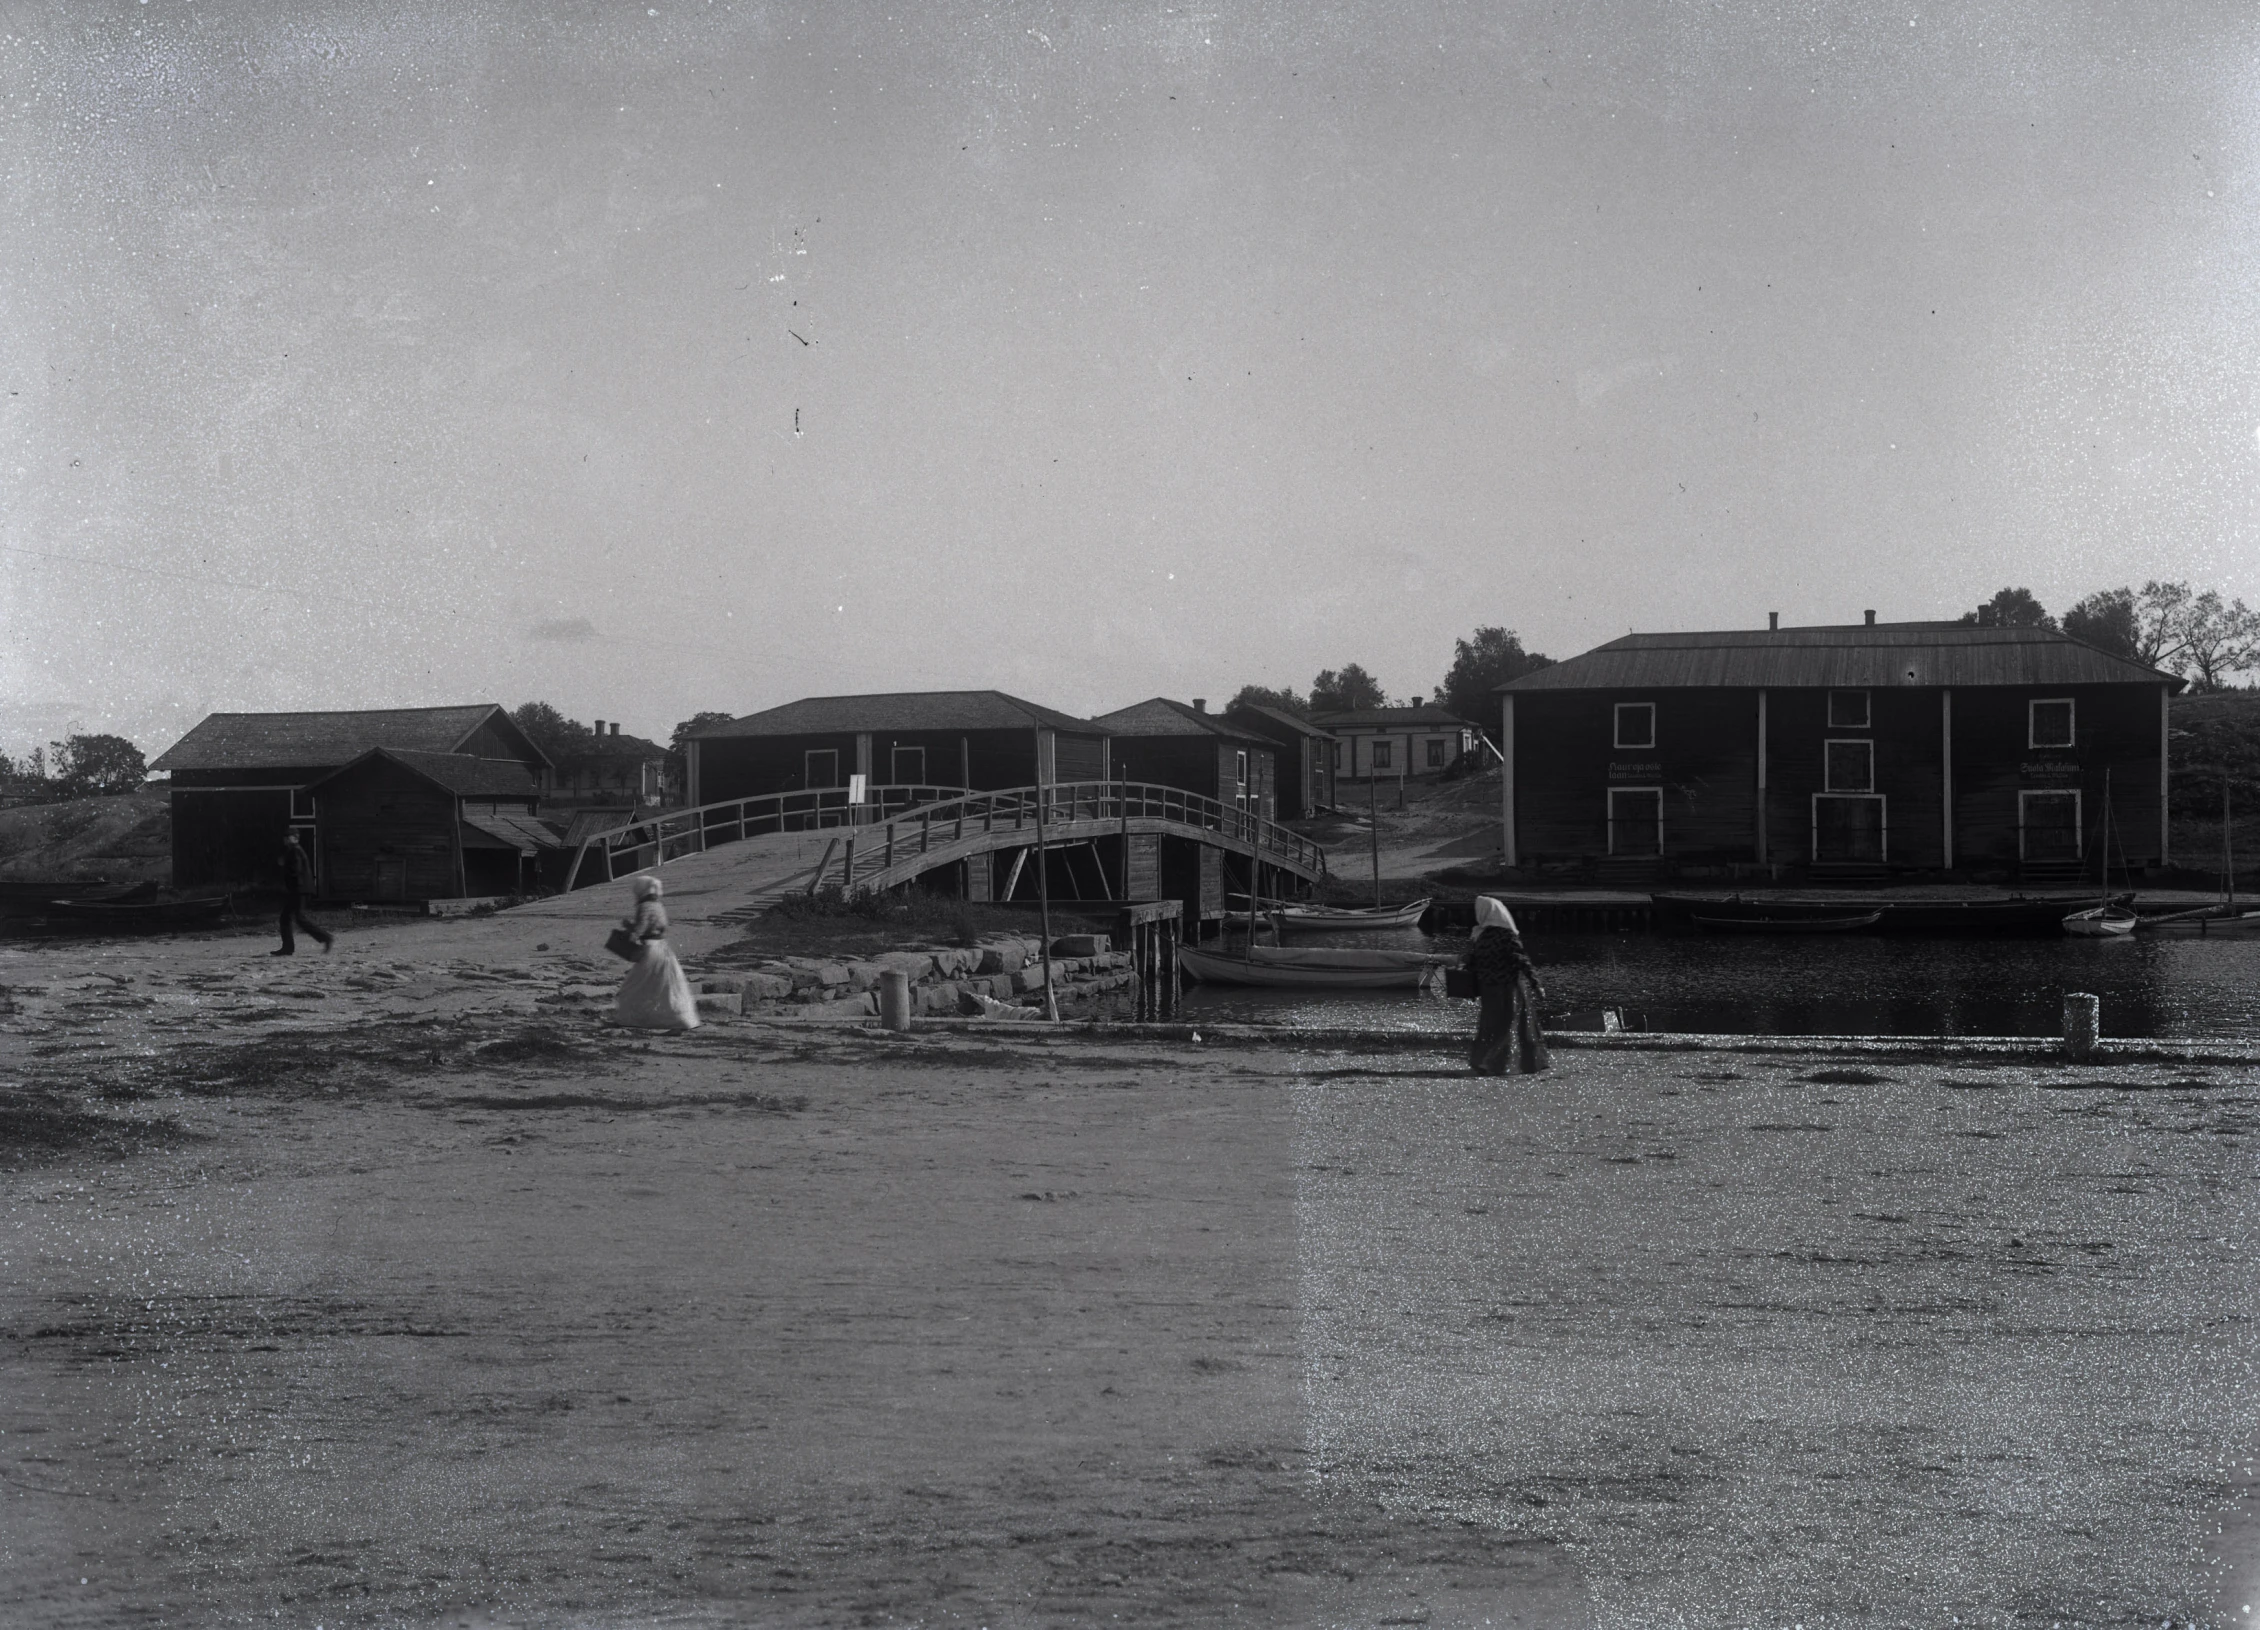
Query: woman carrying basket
[{"left": 613, "top": 875, "right": 701, "bottom": 1031}]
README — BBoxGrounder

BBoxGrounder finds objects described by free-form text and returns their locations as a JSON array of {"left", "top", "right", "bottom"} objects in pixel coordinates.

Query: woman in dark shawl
[{"left": 1464, "top": 896, "right": 1550, "bottom": 1075}]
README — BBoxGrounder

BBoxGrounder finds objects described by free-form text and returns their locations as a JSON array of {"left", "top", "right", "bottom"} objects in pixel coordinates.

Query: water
[{"left": 1180, "top": 927, "right": 2260, "bottom": 1039}]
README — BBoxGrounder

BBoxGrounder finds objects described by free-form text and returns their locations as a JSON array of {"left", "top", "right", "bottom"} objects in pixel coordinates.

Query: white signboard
[{"left": 847, "top": 773, "right": 869, "bottom": 805}]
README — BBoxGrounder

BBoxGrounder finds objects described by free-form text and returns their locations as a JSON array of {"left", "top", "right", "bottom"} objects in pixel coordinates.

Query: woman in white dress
[{"left": 613, "top": 875, "right": 700, "bottom": 1030}]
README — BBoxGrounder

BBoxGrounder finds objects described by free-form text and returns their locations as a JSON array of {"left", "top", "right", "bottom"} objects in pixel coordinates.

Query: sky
[{"left": 5, "top": 0, "right": 2259, "bottom": 758}]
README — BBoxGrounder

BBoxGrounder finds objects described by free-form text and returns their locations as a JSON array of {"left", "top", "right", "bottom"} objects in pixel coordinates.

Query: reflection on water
[{"left": 1183, "top": 927, "right": 2260, "bottom": 1039}]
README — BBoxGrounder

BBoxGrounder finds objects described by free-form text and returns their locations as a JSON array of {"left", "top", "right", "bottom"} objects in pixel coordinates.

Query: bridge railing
[
  {"left": 562, "top": 784, "right": 970, "bottom": 891},
  {"left": 833, "top": 780, "right": 1329, "bottom": 888}
]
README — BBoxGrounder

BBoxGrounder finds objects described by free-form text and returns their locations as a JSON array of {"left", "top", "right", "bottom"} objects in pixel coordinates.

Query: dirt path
[{"left": 4, "top": 1011, "right": 2259, "bottom": 1627}]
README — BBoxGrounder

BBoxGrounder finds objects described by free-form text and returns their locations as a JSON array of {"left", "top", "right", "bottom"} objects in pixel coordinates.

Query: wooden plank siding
[
  {"left": 696, "top": 727, "right": 1108, "bottom": 803},
  {"left": 1510, "top": 681, "right": 2171, "bottom": 873},
  {"left": 315, "top": 757, "right": 465, "bottom": 902}
]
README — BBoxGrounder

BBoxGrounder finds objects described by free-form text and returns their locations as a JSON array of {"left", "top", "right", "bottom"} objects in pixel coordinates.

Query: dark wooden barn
[
  {"left": 1222, "top": 701, "right": 1335, "bottom": 818},
  {"left": 686, "top": 691, "right": 1111, "bottom": 810},
  {"left": 307, "top": 749, "right": 554, "bottom": 901},
  {"left": 150, "top": 705, "right": 551, "bottom": 892},
  {"left": 1089, "top": 697, "right": 1279, "bottom": 919},
  {"left": 1498, "top": 618, "right": 2184, "bottom": 880}
]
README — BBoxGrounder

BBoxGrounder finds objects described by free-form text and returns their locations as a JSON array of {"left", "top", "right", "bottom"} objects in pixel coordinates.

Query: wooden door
[{"left": 1607, "top": 788, "right": 1662, "bottom": 856}]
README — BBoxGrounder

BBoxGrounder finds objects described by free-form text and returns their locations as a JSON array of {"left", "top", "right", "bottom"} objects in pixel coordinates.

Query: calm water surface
[{"left": 1180, "top": 928, "right": 2260, "bottom": 1039}]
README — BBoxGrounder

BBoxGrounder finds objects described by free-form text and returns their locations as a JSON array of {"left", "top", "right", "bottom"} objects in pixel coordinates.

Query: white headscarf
[
  {"left": 631, "top": 874, "right": 663, "bottom": 903},
  {"left": 1474, "top": 896, "right": 1518, "bottom": 935}
]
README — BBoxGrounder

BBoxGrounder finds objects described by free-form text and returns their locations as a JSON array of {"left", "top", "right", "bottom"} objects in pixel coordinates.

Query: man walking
[{"left": 274, "top": 832, "right": 332, "bottom": 956}]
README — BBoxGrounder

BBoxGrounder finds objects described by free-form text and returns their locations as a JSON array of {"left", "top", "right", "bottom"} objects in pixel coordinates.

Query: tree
[
  {"left": 510, "top": 701, "right": 594, "bottom": 759},
  {"left": 671, "top": 710, "right": 736, "bottom": 751},
  {"left": 1226, "top": 684, "right": 1309, "bottom": 718},
  {"left": 2178, "top": 590, "right": 2260, "bottom": 691},
  {"left": 49, "top": 732, "right": 146, "bottom": 796},
  {"left": 2133, "top": 580, "right": 2197, "bottom": 671},
  {"left": 2060, "top": 588, "right": 2140, "bottom": 661},
  {"left": 1959, "top": 587, "right": 2055, "bottom": 629},
  {"left": 1438, "top": 627, "right": 1553, "bottom": 725},
  {"left": 1309, "top": 664, "right": 1386, "bottom": 714}
]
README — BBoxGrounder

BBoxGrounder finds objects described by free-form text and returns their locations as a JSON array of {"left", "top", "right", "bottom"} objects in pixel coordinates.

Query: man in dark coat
[{"left": 274, "top": 833, "right": 332, "bottom": 956}]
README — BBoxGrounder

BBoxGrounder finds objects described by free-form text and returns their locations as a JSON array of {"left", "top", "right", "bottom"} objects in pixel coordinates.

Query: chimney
[
  {"left": 1410, "top": 694, "right": 1424, "bottom": 708},
  {"left": 593, "top": 719, "right": 605, "bottom": 736},
  {"left": 611, "top": 721, "right": 621, "bottom": 737},
  {"left": 1191, "top": 698, "right": 1207, "bottom": 713},
  {"left": 1768, "top": 611, "right": 1779, "bottom": 631},
  {"left": 1864, "top": 609, "right": 1876, "bottom": 627}
]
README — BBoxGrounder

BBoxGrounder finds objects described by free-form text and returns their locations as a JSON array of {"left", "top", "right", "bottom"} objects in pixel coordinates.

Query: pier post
[
  {"left": 879, "top": 969, "right": 912, "bottom": 1031},
  {"left": 2062, "top": 992, "right": 2100, "bottom": 1061}
]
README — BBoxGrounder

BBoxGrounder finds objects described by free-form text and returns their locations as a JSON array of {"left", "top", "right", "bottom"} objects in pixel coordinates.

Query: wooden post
[
  {"left": 2062, "top": 992, "right": 2100, "bottom": 1062},
  {"left": 1119, "top": 775, "right": 1131, "bottom": 898},
  {"left": 1755, "top": 689, "right": 1769, "bottom": 866},
  {"left": 1368, "top": 761, "right": 1381, "bottom": 907},
  {"left": 1033, "top": 726, "right": 1058, "bottom": 1020},
  {"left": 1501, "top": 693, "right": 1517, "bottom": 869},
  {"left": 2160, "top": 686, "right": 2171, "bottom": 869},
  {"left": 1940, "top": 689, "right": 1954, "bottom": 872}
]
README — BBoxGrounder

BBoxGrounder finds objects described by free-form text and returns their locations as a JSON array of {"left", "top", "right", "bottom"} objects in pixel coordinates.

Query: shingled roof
[
  {"left": 1499, "top": 623, "right": 2185, "bottom": 693},
  {"left": 692, "top": 690, "right": 1100, "bottom": 738},
  {"left": 1310, "top": 703, "right": 1475, "bottom": 729},
  {"left": 1224, "top": 702, "right": 1333, "bottom": 738},
  {"left": 150, "top": 705, "right": 546, "bottom": 772},
  {"left": 1090, "top": 698, "right": 1269, "bottom": 742}
]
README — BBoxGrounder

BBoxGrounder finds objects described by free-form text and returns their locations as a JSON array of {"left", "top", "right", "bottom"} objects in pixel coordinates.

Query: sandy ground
[{"left": 6, "top": 902, "right": 2260, "bottom": 1630}]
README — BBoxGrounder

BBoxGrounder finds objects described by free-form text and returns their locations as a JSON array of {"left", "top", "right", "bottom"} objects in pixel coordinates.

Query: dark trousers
[{"left": 278, "top": 891, "right": 331, "bottom": 952}]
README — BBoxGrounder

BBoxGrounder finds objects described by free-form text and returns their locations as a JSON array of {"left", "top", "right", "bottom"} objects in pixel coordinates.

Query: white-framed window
[
  {"left": 1828, "top": 689, "right": 1870, "bottom": 729},
  {"left": 1614, "top": 702, "right": 1656, "bottom": 750},
  {"left": 1425, "top": 738, "right": 1445, "bottom": 768},
  {"left": 2018, "top": 789, "right": 2082, "bottom": 861},
  {"left": 290, "top": 788, "right": 317, "bottom": 820},
  {"left": 1234, "top": 750, "right": 1248, "bottom": 788},
  {"left": 1607, "top": 787, "right": 1663, "bottom": 856},
  {"left": 804, "top": 749, "right": 840, "bottom": 789},
  {"left": 1372, "top": 740, "right": 1393, "bottom": 770},
  {"left": 890, "top": 745, "right": 926, "bottom": 785},
  {"left": 1331, "top": 741, "right": 1343, "bottom": 770},
  {"left": 2029, "top": 698, "right": 2075, "bottom": 749},
  {"left": 1824, "top": 739, "right": 1874, "bottom": 793}
]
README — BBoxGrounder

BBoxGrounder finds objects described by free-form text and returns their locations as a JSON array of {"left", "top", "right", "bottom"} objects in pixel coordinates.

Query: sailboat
[{"left": 2063, "top": 769, "right": 2137, "bottom": 937}]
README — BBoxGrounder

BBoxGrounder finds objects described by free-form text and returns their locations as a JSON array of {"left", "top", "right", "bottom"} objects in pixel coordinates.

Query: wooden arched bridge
[{"left": 563, "top": 781, "right": 1330, "bottom": 916}]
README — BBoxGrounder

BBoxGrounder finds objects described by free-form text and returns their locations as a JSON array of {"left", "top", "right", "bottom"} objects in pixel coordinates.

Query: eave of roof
[
  {"left": 308, "top": 747, "right": 545, "bottom": 799},
  {"left": 1089, "top": 698, "right": 1269, "bottom": 742},
  {"left": 691, "top": 689, "right": 1102, "bottom": 739},
  {"left": 149, "top": 704, "right": 552, "bottom": 772},
  {"left": 1499, "top": 624, "right": 2187, "bottom": 693},
  {"left": 1310, "top": 705, "right": 1476, "bottom": 728},
  {"left": 1223, "top": 702, "right": 1331, "bottom": 737}
]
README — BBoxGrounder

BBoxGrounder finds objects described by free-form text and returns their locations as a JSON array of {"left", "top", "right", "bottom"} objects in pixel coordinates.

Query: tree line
[
  {"left": 1229, "top": 627, "right": 1554, "bottom": 728},
  {"left": 0, "top": 733, "right": 149, "bottom": 803},
  {"left": 1967, "top": 583, "right": 2260, "bottom": 691}
]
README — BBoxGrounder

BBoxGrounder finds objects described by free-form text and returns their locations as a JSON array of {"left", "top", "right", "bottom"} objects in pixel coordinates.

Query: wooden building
[
  {"left": 1312, "top": 702, "right": 1479, "bottom": 782},
  {"left": 548, "top": 721, "right": 674, "bottom": 809},
  {"left": 1090, "top": 698, "right": 1276, "bottom": 814},
  {"left": 1223, "top": 701, "right": 1335, "bottom": 818},
  {"left": 151, "top": 705, "right": 551, "bottom": 891},
  {"left": 686, "top": 691, "right": 1110, "bottom": 807},
  {"left": 1498, "top": 617, "right": 2185, "bottom": 878},
  {"left": 307, "top": 749, "right": 556, "bottom": 901}
]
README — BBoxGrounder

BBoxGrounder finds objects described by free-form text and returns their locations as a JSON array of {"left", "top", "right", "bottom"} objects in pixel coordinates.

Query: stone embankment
[{"left": 555, "top": 935, "right": 1140, "bottom": 1020}]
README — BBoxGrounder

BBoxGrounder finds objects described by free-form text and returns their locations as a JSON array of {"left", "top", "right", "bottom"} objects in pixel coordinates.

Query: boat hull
[
  {"left": 1266, "top": 898, "right": 1433, "bottom": 933},
  {"left": 2062, "top": 906, "right": 2137, "bottom": 938},
  {"left": 1689, "top": 911, "right": 1881, "bottom": 934},
  {"left": 1179, "top": 945, "right": 1444, "bottom": 990}
]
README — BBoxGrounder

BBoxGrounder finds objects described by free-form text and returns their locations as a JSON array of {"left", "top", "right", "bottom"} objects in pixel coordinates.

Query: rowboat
[
  {"left": 44, "top": 893, "right": 234, "bottom": 930},
  {"left": 1178, "top": 943, "right": 1450, "bottom": 990},
  {"left": 1266, "top": 897, "right": 1432, "bottom": 934},
  {"left": 2141, "top": 908, "right": 2260, "bottom": 938},
  {"left": 1688, "top": 910, "right": 1881, "bottom": 934},
  {"left": 2062, "top": 903, "right": 2138, "bottom": 938}
]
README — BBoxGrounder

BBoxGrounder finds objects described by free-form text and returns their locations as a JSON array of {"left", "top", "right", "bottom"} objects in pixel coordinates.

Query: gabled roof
[
  {"left": 150, "top": 704, "right": 549, "bottom": 772},
  {"left": 1223, "top": 702, "right": 1333, "bottom": 738},
  {"left": 691, "top": 690, "right": 1101, "bottom": 739},
  {"left": 1499, "top": 623, "right": 2186, "bottom": 692},
  {"left": 1311, "top": 704, "right": 1476, "bottom": 729},
  {"left": 307, "top": 748, "right": 544, "bottom": 800},
  {"left": 1090, "top": 697, "right": 1270, "bottom": 743},
  {"left": 554, "top": 731, "right": 668, "bottom": 763}
]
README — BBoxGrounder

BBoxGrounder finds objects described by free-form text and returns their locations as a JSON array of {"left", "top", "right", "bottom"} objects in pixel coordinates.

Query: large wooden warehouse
[{"left": 1498, "top": 618, "right": 2184, "bottom": 879}]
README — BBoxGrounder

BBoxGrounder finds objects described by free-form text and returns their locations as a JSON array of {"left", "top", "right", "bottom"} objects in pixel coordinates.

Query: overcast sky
[{"left": 4, "top": 0, "right": 2258, "bottom": 756}]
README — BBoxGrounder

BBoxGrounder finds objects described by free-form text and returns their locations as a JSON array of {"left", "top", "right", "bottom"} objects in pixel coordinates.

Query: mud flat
[{"left": 4, "top": 992, "right": 2259, "bottom": 1627}]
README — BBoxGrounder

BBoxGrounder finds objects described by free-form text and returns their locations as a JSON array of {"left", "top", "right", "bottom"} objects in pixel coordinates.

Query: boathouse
[
  {"left": 151, "top": 705, "right": 552, "bottom": 892},
  {"left": 1312, "top": 701, "right": 1479, "bottom": 783},
  {"left": 1223, "top": 701, "right": 1336, "bottom": 818},
  {"left": 1090, "top": 698, "right": 1276, "bottom": 815},
  {"left": 685, "top": 691, "right": 1111, "bottom": 808},
  {"left": 307, "top": 749, "right": 554, "bottom": 901},
  {"left": 1497, "top": 616, "right": 2184, "bottom": 879}
]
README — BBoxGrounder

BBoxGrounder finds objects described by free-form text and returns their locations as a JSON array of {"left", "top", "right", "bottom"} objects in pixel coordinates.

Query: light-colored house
[{"left": 1310, "top": 700, "right": 1478, "bottom": 783}]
